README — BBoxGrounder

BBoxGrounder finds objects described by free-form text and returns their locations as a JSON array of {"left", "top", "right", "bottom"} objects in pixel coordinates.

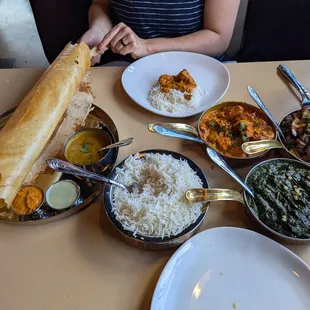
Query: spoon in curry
[
  {"left": 47, "top": 159, "right": 139, "bottom": 193},
  {"left": 248, "top": 86, "right": 286, "bottom": 141},
  {"left": 97, "top": 137, "right": 134, "bottom": 152}
]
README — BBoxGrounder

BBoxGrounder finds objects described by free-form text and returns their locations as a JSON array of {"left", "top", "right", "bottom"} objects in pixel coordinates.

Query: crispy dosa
[
  {"left": 24, "top": 74, "right": 94, "bottom": 184},
  {"left": 0, "top": 42, "right": 91, "bottom": 209}
]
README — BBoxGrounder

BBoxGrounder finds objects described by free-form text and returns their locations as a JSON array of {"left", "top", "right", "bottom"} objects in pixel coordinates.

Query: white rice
[
  {"left": 148, "top": 82, "right": 205, "bottom": 113},
  {"left": 112, "top": 153, "right": 203, "bottom": 239}
]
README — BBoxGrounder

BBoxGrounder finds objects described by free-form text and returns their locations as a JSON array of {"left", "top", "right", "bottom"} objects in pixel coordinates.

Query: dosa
[{"left": 0, "top": 42, "right": 91, "bottom": 209}]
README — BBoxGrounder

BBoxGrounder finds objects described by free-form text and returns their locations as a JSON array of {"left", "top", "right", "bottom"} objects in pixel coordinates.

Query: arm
[
  {"left": 80, "top": 0, "right": 112, "bottom": 64},
  {"left": 145, "top": 0, "right": 240, "bottom": 56},
  {"left": 88, "top": 0, "right": 112, "bottom": 37}
]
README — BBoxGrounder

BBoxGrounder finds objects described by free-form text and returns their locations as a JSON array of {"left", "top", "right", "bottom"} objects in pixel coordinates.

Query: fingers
[
  {"left": 118, "top": 34, "right": 136, "bottom": 55},
  {"left": 98, "top": 23, "right": 124, "bottom": 51},
  {"left": 98, "top": 23, "right": 136, "bottom": 53},
  {"left": 110, "top": 27, "right": 131, "bottom": 52}
]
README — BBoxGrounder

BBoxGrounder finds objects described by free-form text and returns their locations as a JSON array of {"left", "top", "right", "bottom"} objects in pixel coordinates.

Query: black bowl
[{"left": 103, "top": 149, "right": 209, "bottom": 250}]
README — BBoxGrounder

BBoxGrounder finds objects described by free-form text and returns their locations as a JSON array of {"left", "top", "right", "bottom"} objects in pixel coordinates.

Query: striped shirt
[{"left": 111, "top": 0, "right": 204, "bottom": 39}]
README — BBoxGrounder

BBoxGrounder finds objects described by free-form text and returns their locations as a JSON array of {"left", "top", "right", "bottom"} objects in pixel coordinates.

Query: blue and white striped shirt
[{"left": 111, "top": 0, "right": 204, "bottom": 39}]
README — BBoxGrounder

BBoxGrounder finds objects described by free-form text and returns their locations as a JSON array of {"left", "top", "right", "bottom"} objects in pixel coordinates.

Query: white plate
[
  {"left": 151, "top": 227, "right": 310, "bottom": 310},
  {"left": 121, "top": 52, "right": 230, "bottom": 118}
]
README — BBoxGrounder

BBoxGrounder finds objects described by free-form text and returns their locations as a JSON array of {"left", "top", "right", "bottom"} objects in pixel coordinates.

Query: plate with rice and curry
[{"left": 121, "top": 51, "right": 230, "bottom": 118}]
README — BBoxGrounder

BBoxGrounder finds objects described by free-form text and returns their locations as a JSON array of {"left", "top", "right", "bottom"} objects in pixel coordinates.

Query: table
[{"left": 0, "top": 61, "right": 309, "bottom": 310}]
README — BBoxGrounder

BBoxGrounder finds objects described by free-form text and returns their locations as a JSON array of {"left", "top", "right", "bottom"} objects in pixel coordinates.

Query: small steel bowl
[
  {"left": 243, "top": 158, "right": 310, "bottom": 245},
  {"left": 198, "top": 101, "right": 278, "bottom": 167},
  {"left": 103, "top": 149, "right": 210, "bottom": 251},
  {"left": 278, "top": 107, "right": 310, "bottom": 165},
  {"left": 64, "top": 128, "right": 114, "bottom": 173},
  {"left": 46, "top": 179, "right": 81, "bottom": 211},
  {"left": 11, "top": 185, "right": 45, "bottom": 216}
]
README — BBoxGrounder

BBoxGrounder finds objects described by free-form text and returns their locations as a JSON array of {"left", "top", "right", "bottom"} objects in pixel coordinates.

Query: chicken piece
[
  {"left": 223, "top": 105, "right": 244, "bottom": 120},
  {"left": 216, "top": 136, "right": 232, "bottom": 151},
  {"left": 158, "top": 74, "right": 175, "bottom": 93},
  {"left": 176, "top": 69, "right": 197, "bottom": 92},
  {"left": 158, "top": 69, "right": 197, "bottom": 97}
]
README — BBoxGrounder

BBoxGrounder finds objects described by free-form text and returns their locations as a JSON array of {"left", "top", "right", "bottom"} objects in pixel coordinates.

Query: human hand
[
  {"left": 98, "top": 23, "right": 147, "bottom": 59},
  {"left": 79, "top": 26, "right": 106, "bottom": 65}
]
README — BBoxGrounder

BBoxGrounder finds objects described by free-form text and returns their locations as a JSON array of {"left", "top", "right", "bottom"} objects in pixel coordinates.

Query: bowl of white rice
[{"left": 103, "top": 150, "right": 209, "bottom": 250}]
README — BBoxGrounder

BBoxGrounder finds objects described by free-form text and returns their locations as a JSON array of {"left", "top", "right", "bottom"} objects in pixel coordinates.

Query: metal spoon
[
  {"left": 241, "top": 139, "right": 284, "bottom": 155},
  {"left": 206, "top": 148, "right": 255, "bottom": 198},
  {"left": 149, "top": 125, "right": 255, "bottom": 198},
  {"left": 149, "top": 124, "right": 205, "bottom": 144},
  {"left": 185, "top": 188, "right": 244, "bottom": 211},
  {"left": 248, "top": 86, "right": 286, "bottom": 141},
  {"left": 98, "top": 137, "right": 134, "bottom": 152},
  {"left": 278, "top": 64, "right": 310, "bottom": 107},
  {"left": 47, "top": 158, "right": 139, "bottom": 193}
]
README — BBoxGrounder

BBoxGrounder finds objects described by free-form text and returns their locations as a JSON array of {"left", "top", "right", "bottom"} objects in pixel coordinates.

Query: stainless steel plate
[{"left": 0, "top": 105, "right": 119, "bottom": 225}]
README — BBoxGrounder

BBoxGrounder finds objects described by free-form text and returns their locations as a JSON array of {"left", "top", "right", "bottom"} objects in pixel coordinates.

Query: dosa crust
[{"left": 0, "top": 42, "right": 91, "bottom": 209}]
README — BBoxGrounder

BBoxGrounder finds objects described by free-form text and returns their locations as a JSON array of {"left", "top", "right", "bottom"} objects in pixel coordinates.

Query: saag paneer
[{"left": 246, "top": 161, "right": 310, "bottom": 239}]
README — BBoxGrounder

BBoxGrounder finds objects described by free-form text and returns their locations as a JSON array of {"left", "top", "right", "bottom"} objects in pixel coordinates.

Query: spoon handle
[
  {"left": 206, "top": 148, "right": 255, "bottom": 198},
  {"left": 186, "top": 188, "right": 244, "bottom": 204},
  {"left": 150, "top": 124, "right": 205, "bottom": 144},
  {"left": 248, "top": 86, "right": 286, "bottom": 141},
  {"left": 47, "top": 159, "right": 128, "bottom": 190},
  {"left": 278, "top": 64, "right": 310, "bottom": 101},
  {"left": 98, "top": 137, "right": 134, "bottom": 151},
  {"left": 241, "top": 139, "right": 283, "bottom": 155},
  {"left": 148, "top": 123, "right": 199, "bottom": 136}
]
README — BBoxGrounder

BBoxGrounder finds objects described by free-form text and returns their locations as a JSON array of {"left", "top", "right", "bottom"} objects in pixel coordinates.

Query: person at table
[{"left": 80, "top": 0, "right": 240, "bottom": 65}]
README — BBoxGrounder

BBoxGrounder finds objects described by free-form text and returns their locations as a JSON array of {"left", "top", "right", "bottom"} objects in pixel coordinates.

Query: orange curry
[
  {"left": 159, "top": 69, "right": 197, "bottom": 100},
  {"left": 11, "top": 185, "right": 44, "bottom": 215},
  {"left": 199, "top": 103, "right": 275, "bottom": 157}
]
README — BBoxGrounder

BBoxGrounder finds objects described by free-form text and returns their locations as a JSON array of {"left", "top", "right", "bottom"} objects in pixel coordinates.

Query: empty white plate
[
  {"left": 151, "top": 227, "right": 310, "bottom": 310},
  {"left": 121, "top": 52, "right": 230, "bottom": 118}
]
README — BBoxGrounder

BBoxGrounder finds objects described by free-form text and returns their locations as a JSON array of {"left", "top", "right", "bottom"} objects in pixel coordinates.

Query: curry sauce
[{"left": 199, "top": 102, "right": 275, "bottom": 157}]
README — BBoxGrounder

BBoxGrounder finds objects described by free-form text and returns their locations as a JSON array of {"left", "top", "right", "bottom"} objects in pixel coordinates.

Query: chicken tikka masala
[
  {"left": 199, "top": 102, "right": 275, "bottom": 157},
  {"left": 159, "top": 69, "right": 197, "bottom": 100}
]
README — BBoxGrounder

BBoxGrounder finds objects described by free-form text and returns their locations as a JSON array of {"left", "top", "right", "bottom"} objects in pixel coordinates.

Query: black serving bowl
[{"left": 103, "top": 149, "right": 209, "bottom": 251}]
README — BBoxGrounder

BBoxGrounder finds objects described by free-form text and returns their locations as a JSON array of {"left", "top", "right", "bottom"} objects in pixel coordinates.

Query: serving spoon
[
  {"left": 47, "top": 159, "right": 139, "bottom": 193},
  {"left": 98, "top": 137, "right": 134, "bottom": 152},
  {"left": 248, "top": 86, "right": 286, "bottom": 141},
  {"left": 149, "top": 125, "right": 255, "bottom": 198},
  {"left": 241, "top": 139, "right": 284, "bottom": 155},
  {"left": 278, "top": 64, "right": 310, "bottom": 108},
  {"left": 185, "top": 188, "right": 244, "bottom": 211}
]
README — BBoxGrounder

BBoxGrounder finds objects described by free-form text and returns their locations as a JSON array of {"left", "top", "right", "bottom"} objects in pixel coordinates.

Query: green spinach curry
[{"left": 246, "top": 160, "right": 310, "bottom": 239}]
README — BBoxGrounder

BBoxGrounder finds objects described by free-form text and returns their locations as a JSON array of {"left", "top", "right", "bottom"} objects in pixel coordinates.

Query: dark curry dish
[
  {"left": 246, "top": 160, "right": 310, "bottom": 239},
  {"left": 199, "top": 102, "right": 275, "bottom": 157},
  {"left": 280, "top": 107, "right": 310, "bottom": 162}
]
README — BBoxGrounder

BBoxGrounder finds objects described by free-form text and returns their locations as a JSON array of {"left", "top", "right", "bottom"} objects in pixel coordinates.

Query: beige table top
[{"left": 0, "top": 61, "right": 310, "bottom": 310}]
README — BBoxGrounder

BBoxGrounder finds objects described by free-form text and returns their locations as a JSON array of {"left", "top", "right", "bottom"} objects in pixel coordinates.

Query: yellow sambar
[{"left": 65, "top": 129, "right": 111, "bottom": 165}]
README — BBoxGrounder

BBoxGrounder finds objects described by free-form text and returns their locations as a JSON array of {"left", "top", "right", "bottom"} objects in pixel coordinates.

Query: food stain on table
[
  {"left": 11, "top": 185, "right": 44, "bottom": 215},
  {"left": 65, "top": 129, "right": 110, "bottom": 165}
]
